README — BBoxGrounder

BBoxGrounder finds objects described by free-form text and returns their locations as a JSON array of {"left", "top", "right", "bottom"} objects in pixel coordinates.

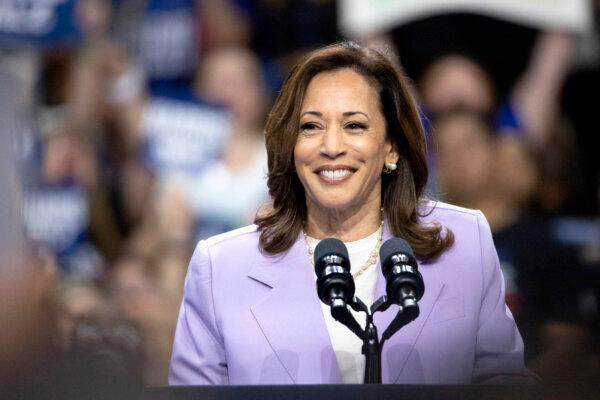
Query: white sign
[
  {"left": 340, "top": 0, "right": 593, "bottom": 37},
  {"left": 23, "top": 186, "right": 88, "bottom": 251}
]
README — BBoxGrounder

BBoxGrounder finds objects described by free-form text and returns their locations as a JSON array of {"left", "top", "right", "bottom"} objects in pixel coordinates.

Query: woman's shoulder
[
  {"left": 419, "top": 199, "right": 484, "bottom": 228},
  {"left": 187, "top": 225, "right": 265, "bottom": 280},
  {"left": 203, "top": 224, "right": 260, "bottom": 244},
  {"left": 199, "top": 224, "right": 262, "bottom": 257},
  {"left": 418, "top": 200, "right": 494, "bottom": 265}
]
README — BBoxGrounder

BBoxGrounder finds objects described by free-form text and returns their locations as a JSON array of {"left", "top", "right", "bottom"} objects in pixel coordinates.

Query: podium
[{"left": 143, "top": 384, "right": 542, "bottom": 400}]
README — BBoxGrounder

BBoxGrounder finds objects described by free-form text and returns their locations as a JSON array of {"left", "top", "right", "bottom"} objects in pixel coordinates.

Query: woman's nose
[{"left": 320, "top": 127, "right": 346, "bottom": 158}]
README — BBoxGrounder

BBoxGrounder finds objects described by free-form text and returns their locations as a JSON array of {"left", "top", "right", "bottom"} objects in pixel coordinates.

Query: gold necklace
[{"left": 303, "top": 218, "right": 384, "bottom": 279}]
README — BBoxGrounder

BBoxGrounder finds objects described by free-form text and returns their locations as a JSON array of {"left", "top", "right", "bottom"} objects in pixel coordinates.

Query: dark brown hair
[{"left": 255, "top": 42, "right": 454, "bottom": 260}]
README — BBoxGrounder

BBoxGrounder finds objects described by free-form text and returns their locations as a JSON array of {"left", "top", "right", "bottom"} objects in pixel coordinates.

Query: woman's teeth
[{"left": 319, "top": 169, "right": 352, "bottom": 179}]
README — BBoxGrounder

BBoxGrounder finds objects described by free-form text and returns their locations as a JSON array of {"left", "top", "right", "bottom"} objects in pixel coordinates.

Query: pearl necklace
[{"left": 303, "top": 218, "right": 384, "bottom": 279}]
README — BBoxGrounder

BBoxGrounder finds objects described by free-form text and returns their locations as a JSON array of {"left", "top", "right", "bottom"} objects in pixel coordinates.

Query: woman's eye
[
  {"left": 300, "top": 122, "right": 320, "bottom": 131},
  {"left": 346, "top": 122, "right": 367, "bottom": 130}
]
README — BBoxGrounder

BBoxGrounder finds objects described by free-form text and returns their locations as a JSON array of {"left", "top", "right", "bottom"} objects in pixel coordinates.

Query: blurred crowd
[{"left": 1, "top": 1, "right": 599, "bottom": 399}]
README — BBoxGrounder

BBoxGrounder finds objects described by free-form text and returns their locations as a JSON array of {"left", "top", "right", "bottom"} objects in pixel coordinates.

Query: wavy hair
[{"left": 255, "top": 42, "right": 454, "bottom": 260}]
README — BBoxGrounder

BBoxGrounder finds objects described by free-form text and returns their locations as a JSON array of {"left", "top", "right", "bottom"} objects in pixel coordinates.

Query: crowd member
[
  {"left": 22, "top": 112, "right": 121, "bottom": 280},
  {"left": 177, "top": 45, "right": 270, "bottom": 239},
  {"left": 432, "top": 108, "right": 494, "bottom": 209}
]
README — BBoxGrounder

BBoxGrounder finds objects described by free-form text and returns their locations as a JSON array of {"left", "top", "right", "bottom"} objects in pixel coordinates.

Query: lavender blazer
[{"left": 169, "top": 202, "right": 535, "bottom": 385}]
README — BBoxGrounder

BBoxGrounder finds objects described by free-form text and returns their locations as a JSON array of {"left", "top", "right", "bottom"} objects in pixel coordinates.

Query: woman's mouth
[{"left": 317, "top": 168, "right": 354, "bottom": 182}]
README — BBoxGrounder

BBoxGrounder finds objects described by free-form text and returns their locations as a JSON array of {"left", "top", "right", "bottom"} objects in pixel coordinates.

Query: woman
[
  {"left": 185, "top": 46, "right": 270, "bottom": 240},
  {"left": 169, "top": 42, "right": 534, "bottom": 385}
]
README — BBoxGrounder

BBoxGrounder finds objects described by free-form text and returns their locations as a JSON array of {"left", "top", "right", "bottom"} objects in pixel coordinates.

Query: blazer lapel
[
  {"left": 248, "top": 235, "right": 342, "bottom": 384},
  {"left": 374, "top": 227, "right": 444, "bottom": 384}
]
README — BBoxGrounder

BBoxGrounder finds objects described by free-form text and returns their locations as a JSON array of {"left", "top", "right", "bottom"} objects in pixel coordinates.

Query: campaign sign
[
  {"left": 132, "top": 0, "right": 199, "bottom": 81},
  {"left": 22, "top": 182, "right": 104, "bottom": 279},
  {"left": 0, "top": 0, "right": 81, "bottom": 46},
  {"left": 23, "top": 184, "right": 89, "bottom": 253},
  {"left": 141, "top": 96, "right": 231, "bottom": 177}
]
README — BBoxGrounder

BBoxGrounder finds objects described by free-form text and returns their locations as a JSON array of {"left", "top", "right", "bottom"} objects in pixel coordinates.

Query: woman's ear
[{"left": 386, "top": 141, "right": 400, "bottom": 165}]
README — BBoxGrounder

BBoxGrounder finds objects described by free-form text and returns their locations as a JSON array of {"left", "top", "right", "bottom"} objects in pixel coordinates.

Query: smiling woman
[
  {"left": 294, "top": 68, "right": 396, "bottom": 241},
  {"left": 169, "top": 42, "right": 536, "bottom": 385},
  {"left": 256, "top": 42, "right": 453, "bottom": 259}
]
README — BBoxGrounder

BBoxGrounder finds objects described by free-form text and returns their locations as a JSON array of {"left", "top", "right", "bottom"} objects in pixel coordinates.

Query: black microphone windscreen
[
  {"left": 314, "top": 238, "right": 349, "bottom": 265},
  {"left": 379, "top": 237, "right": 415, "bottom": 265}
]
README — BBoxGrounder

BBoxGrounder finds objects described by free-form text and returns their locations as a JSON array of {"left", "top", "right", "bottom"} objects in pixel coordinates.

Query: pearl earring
[{"left": 383, "top": 162, "right": 397, "bottom": 174}]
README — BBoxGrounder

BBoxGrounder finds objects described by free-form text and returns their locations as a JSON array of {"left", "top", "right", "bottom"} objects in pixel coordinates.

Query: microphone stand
[
  {"left": 362, "top": 311, "right": 381, "bottom": 383},
  {"left": 331, "top": 295, "right": 420, "bottom": 384}
]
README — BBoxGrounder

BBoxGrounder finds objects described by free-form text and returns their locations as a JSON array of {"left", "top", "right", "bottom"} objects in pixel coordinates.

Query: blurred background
[{"left": 0, "top": 1, "right": 598, "bottom": 399}]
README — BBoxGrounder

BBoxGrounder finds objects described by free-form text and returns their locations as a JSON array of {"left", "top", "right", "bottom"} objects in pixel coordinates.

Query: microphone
[
  {"left": 314, "top": 238, "right": 355, "bottom": 308},
  {"left": 314, "top": 238, "right": 364, "bottom": 342},
  {"left": 379, "top": 238, "right": 424, "bottom": 310}
]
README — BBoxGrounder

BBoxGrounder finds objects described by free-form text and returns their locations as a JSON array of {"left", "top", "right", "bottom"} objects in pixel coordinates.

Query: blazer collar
[{"left": 248, "top": 234, "right": 343, "bottom": 384}]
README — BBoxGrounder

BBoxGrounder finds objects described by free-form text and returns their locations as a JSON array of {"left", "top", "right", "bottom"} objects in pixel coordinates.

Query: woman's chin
[{"left": 309, "top": 198, "right": 359, "bottom": 214}]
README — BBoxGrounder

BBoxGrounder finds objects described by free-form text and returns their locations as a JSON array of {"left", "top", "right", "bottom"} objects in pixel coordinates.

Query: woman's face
[
  {"left": 420, "top": 55, "right": 494, "bottom": 115},
  {"left": 294, "top": 68, "right": 397, "bottom": 214}
]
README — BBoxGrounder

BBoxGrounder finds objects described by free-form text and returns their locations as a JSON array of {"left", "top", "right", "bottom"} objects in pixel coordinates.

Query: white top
[
  {"left": 186, "top": 145, "right": 268, "bottom": 228},
  {"left": 305, "top": 229, "right": 381, "bottom": 384}
]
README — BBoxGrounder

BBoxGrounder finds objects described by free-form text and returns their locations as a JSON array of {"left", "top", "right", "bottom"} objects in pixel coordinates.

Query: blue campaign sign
[
  {"left": 23, "top": 183, "right": 89, "bottom": 253},
  {"left": 140, "top": 95, "right": 232, "bottom": 177},
  {"left": 0, "top": 0, "right": 81, "bottom": 46},
  {"left": 132, "top": 0, "right": 199, "bottom": 82},
  {"left": 22, "top": 182, "right": 104, "bottom": 279}
]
